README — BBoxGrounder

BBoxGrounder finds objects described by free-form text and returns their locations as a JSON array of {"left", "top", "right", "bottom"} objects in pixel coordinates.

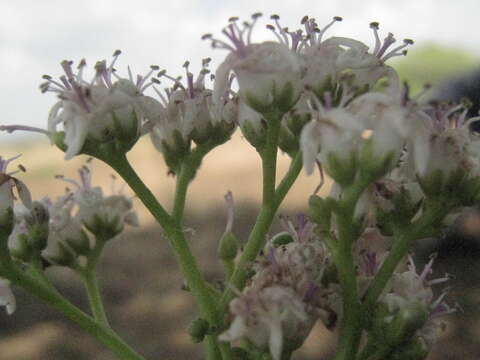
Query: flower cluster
[
  {"left": 8, "top": 161, "right": 138, "bottom": 266},
  {"left": 220, "top": 216, "right": 335, "bottom": 360},
  {"left": 0, "top": 10, "right": 477, "bottom": 360},
  {"left": 40, "top": 51, "right": 155, "bottom": 159}
]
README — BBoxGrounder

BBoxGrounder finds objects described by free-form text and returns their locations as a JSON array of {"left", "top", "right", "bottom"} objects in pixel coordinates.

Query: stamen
[
  {"left": 317, "top": 16, "right": 342, "bottom": 43},
  {"left": 0, "top": 125, "right": 51, "bottom": 136},
  {"left": 55, "top": 174, "right": 80, "bottom": 189},
  {"left": 370, "top": 22, "right": 381, "bottom": 54},
  {"left": 375, "top": 32, "right": 396, "bottom": 59},
  {"left": 224, "top": 190, "right": 235, "bottom": 233}
]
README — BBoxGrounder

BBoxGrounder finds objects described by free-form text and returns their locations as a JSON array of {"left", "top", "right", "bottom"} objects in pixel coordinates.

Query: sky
[{"left": 1, "top": 0, "right": 479, "bottom": 141}]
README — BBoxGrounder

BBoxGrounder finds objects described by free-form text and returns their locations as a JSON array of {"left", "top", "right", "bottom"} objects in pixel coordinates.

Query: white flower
[
  {"left": 208, "top": 14, "right": 302, "bottom": 110},
  {"left": 335, "top": 23, "right": 413, "bottom": 90},
  {"left": 382, "top": 256, "right": 453, "bottom": 316},
  {"left": 41, "top": 51, "right": 150, "bottom": 159},
  {"left": 145, "top": 59, "right": 228, "bottom": 152},
  {"left": 69, "top": 165, "right": 139, "bottom": 236},
  {"left": 297, "top": 17, "right": 344, "bottom": 90},
  {"left": 41, "top": 194, "right": 85, "bottom": 263},
  {"left": 221, "top": 216, "right": 335, "bottom": 358},
  {"left": 347, "top": 86, "right": 422, "bottom": 163},
  {"left": 0, "top": 278, "right": 15, "bottom": 315},
  {"left": 220, "top": 286, "right": 310, "bottom": 360},
  {"left": 406, "top": 102, "right": 479, "bottom": 178},
  {"left": 300, "top": 97, "right": 364, "bottom": 175},
  {"left": 380, "top": 256, "right": 455, "bottom": 348}
]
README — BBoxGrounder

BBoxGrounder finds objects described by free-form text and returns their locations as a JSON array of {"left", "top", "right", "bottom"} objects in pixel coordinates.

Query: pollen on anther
[
  {"left": 333, "top": 16, "right": 343, "bottom": 21},
  {"left": 370, "top": 21, "right": 380, "bottom": 29}
]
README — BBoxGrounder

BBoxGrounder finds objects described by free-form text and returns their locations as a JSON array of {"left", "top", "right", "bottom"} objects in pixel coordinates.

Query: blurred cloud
[{"left": 1, "top": 0, "right": 479, "bottom": 140}]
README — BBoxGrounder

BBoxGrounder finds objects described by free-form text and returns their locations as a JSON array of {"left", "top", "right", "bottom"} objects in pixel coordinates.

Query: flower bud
[
  {"left": 188, "top": 317, "right": 210, "bottom": 343},
  {"left": 24, "top": 201, "right": 50, "bottom": 252},
  {"left": 384, "top": 302, "right": 429, "bottom": 346},
  {"left": 218, "top": 231, "right": 239, "bottom": 261},
  {"left": 359, "top": 137, "right": 396, "bottom": 182},
  {"left": 270, "top": 231, "right": 294, "bottom": 247}
]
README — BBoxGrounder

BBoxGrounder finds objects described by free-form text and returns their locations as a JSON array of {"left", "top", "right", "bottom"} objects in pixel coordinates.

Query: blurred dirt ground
[{"left": 0, "top": 134, "right": 479, "bottom": 359}]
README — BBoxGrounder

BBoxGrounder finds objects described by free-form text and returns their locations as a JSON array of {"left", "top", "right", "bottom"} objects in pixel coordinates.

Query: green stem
[
  {"left": 362, "top": 202, "right": 448, "bottom": 313},
  {"left": 261, "top": 113, "right": 281, "bottom": 205},
  {"left": 169, "top": 146, "right": 224, "bottom": 360},
  {"left": 172, "top": 163, "right": 191, "bottom": 222},
  {"left": 171, "top": 144, "right": 212, "bottom": 222},
  {"left": 218, "top": 126, "right": 302, "bottom": 312},
  {"left": 332, "top": 180, "right": 370, "bottom": 360},
  {"left": 273, "top": 152, "right": 303, "bottom": 208},
  {"left": 222, "top": 259, "right": 235, "bottom": 280},
  {"left": 80, "top": 239, "right": 110, "bottom": 326},
  {"left": 108, "top": 154, "right": 222, "bottom": 359},
  {"left": 108, "top": 155, "right": 174, "bottom": 231},
  {"left": 83, "top": 270, "right": 109, "bottom": 326},
  {"left": 8, "top": 264, "right": 146, "bottom": 360}
]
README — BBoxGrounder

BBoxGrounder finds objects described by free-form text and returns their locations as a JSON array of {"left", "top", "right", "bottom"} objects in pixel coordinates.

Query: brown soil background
[{"left": 0, "top": 133, "right": 479, "bottom": 359}]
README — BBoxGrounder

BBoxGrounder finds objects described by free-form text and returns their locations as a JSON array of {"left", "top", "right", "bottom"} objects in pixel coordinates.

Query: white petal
[
  {"left": 64, "top": 115, "right": 89, "bottom": 160},
  {"left": 13, "top": 178, "right": 32, "bottom": 209},
  {"left": 0, "top": 279, "right": 15, "bottom": 315},
  {"left": 219, "top": 316, "right": 247, "bottom": 343},
  {"left": 267, "top": 317, "right": 284, "bottom": 360},
  {"left": 213, "top": 60, "right": 233, "bottom": 106},
  {"left": 300, "top": 121, "right": 321, "bottom": 175}
]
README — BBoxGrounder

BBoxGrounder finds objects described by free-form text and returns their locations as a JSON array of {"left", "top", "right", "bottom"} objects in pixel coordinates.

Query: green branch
[
  {"left": 107, "top": 154, "right": 222, "bottom": 359},
  {"left": 8, "top": 264, "right": 146, "bottom": 360}
]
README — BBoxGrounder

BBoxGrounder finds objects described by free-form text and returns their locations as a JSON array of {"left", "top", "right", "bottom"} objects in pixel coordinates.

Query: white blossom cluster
[
  {"left": 221, "top": 217, "right": 454, "bottom": 360},
  {"left": 0, "top": 158, "right": 138, "bottom": 314},
  {"left": 1, "top": 11, "right": 478, "bottom": 360},
  {"left": 220, "top": 215, "right": 334, "bottom": 360}
]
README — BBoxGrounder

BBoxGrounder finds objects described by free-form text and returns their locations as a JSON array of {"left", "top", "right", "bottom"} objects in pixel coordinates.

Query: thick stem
[
  {"left": 261, "top": 113, "right": 281, "bottom": 205},
  {"left": 83, "top": 269, "right": 110, "bottom": 327},
  {"left": 218, "top": 126, "right": 302, "bottom": 312},
  {"left": 108, "top": 155, "right": 222, "bottom": 359},
  {"left": 332, "top": 180, "right": 370, "bottom": 360},
  {"left": 9, "top": 265, "right": 146, "bottom": 360}
]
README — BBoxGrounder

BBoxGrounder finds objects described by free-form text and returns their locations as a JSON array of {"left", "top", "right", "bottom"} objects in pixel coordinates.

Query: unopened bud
[
  {"left": 218, "top": 231, "right": 239, "bottom": 261},
  {"left": 26, "top": 201, "right": 50, "bottom": 252},
  {"left": 324, "top": 151, "right": 357, "bottom": 186},
  {"left": 188, "top": 317, "right": 210, "bottom": 343},
  {"left": 385, "top": 302, "right": 429, "bottom": 346},
  {"left": 271, "top": 231, "right": 294, "bottom": 247}
]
